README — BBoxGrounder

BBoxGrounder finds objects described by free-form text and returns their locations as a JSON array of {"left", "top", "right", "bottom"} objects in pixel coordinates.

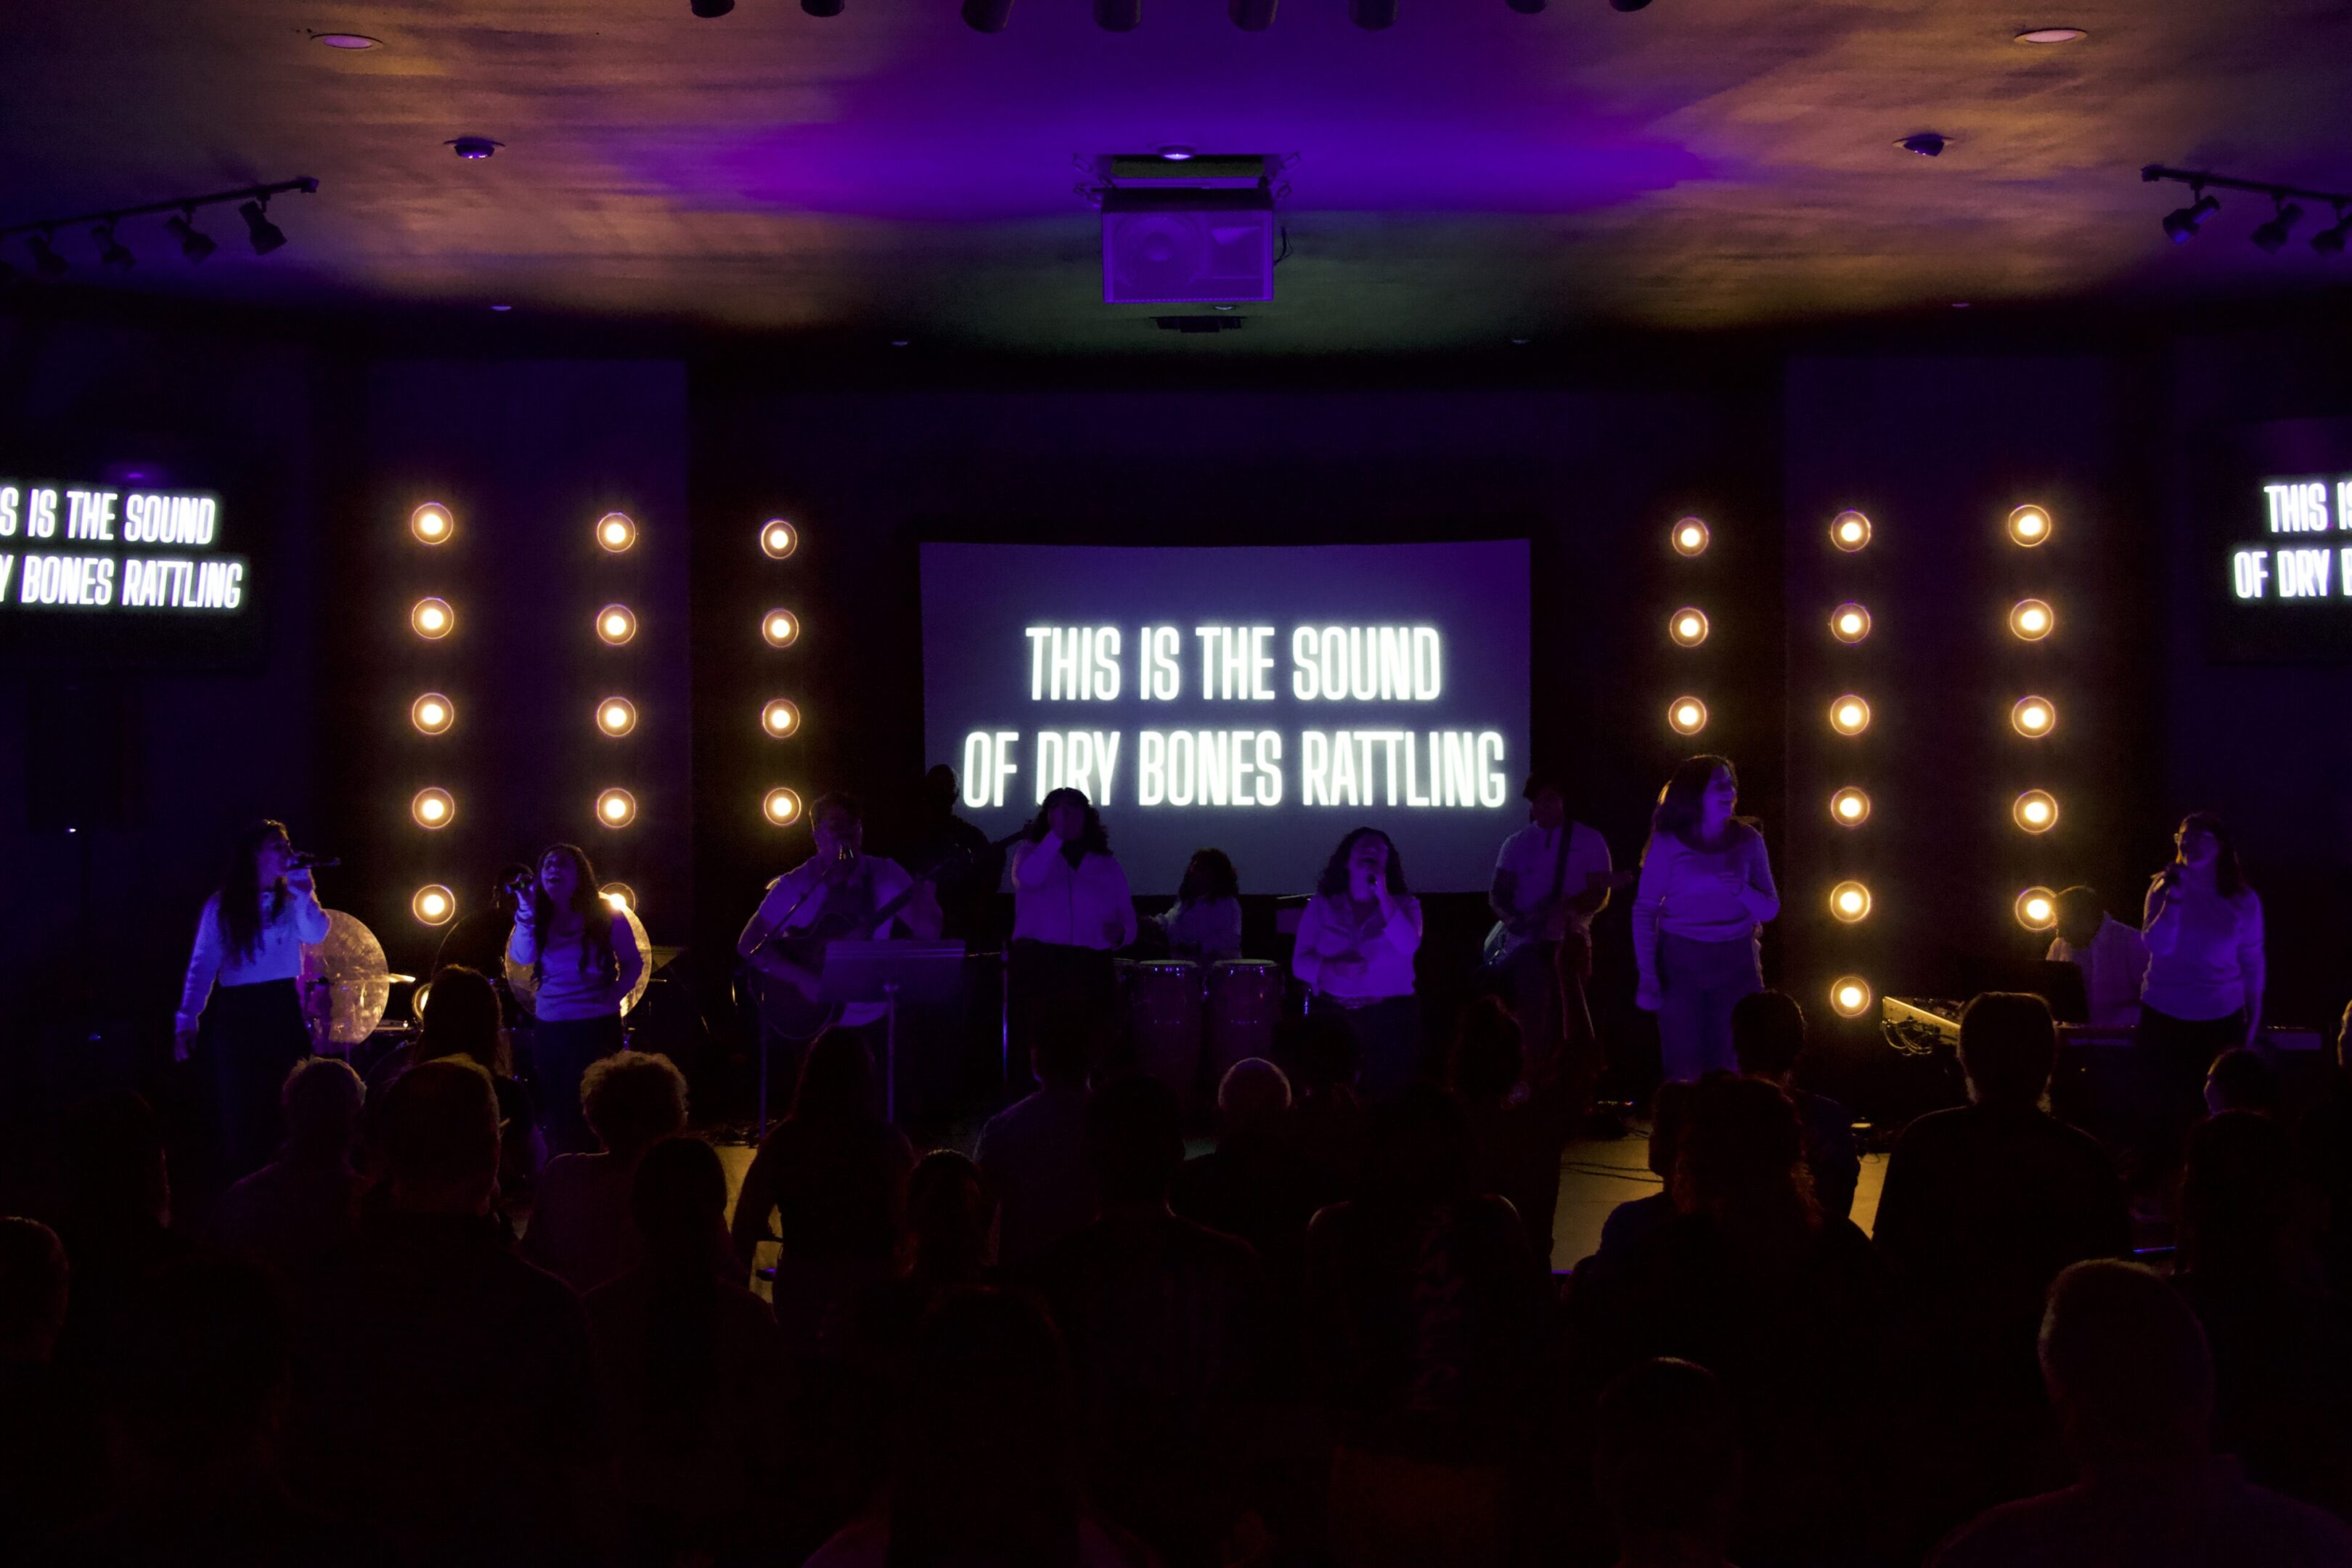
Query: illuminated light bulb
[
  {"left": 1670, "top": 518, "right": 1710, "bottom": 558},
  {"left": 1829, "top": 880, "right": 1872, "bottom": 923},
  {"left": 596, "top": 512, "right": 637, "bottom": 552},
  {"left": 763, "top": 787, "right": 803, "bottom": 826},
  {"left": 1829, "top": 787, "right": 1871, "bottom": 826},
  {"left": 600, "top": 881, "right": 637, "bottom": 913},
  {"left": 411, "top": 693, "right": 454, "bottom": 735},
  {"left": 409, "top": 502, "right": 453, "bottom": 544},
  {"left": 2014, "top": 789, "right": 2059, "bottom": 833},
  {"left": 2007, "top": 505, "right": 2052, "bottom": 547},
  {"left": 1669, "top": 608, "right": 1709, "bottom": 648},
  {"left": 1667, "top": 697, "right": 1709, "bottom": 736},
  {"left": 412, "top": 885, "right": 456, "bottom": 926},
  {"left": 1830, "top": 510, "right": 1872, "bottom": 552},
  {"left": 596, "top": 788, "right": 637, "bottom": 828},
  {"left": 410, "top": 787, "right": 455, "bottom": 828},
  {"left": 759, "top": 518, "right": 799, "bottom": 560},
  {"left": 761, "top": 698, "right": 801, "bottom": 738},
  {"left": 1829, "top": 976, "right": 1874, "bottom": 1018},
  {"left": 595, "top": 696, "right": 637, "bottom": 737},
  {"left": 2016, "top": 886, "right": 2059, "bottom": 931},
  {"left": 761, "top": 609, "right": 799, "bottom": 648},
  {"left": 1830, "top": 603, "right": 1872, "bottom": 644},
  {"left": 411, "top": 597, "right": 454, "bottom": 639},
  {"left": 597, "top": 605, "right": 637, "bottom": 645},
  {"left": 2012, "top": 695, "right": 2055, "bottom": 737},
  {"left": 1829, "top": 695, "right": 1871, "bottom": 736},
  {"left": 2009, "top": 598, "right": 2054, "bottom": 640}
]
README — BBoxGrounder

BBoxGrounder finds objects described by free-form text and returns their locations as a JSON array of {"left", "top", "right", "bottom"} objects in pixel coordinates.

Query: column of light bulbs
[
  {"left": 759, "top": 518, "right": 804, "bottom": 830},
  {"left": 407, "top": 503, "right": 458, "bottom": 927},
  {"left": 2004, "top": 505, "right": 2062, "bottom": 933},
  {"left": 1824, "top": 510, "right": 1875, "bottom": 1021},
  {"left": 1665, "top": 516, "right": 1712, "bottom": 737},
  {"left": 594, "top": 512, "right": 642, "bottom": 835}
]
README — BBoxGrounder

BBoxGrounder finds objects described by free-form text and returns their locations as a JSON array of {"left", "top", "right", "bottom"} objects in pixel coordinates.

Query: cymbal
[{"left": 301, "top": 910, "right": 393, "bottom": 1047}]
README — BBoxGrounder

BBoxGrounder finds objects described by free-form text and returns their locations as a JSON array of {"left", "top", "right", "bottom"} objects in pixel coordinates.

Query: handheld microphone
[
  {"left": 2160, "top": 863, "right": 2182, "bottom": 889},
  {"left": 288, "top": 852, "right": 340, "bottom": 870}
]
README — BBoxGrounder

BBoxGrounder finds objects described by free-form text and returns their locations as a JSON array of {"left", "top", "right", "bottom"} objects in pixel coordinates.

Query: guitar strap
[{"left": 1548, "top": 825, "right": 1572, "bottom": 905}]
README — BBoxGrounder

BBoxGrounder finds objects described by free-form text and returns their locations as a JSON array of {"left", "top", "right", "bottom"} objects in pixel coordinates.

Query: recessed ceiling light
[
  {"left": 448, "top": 136, "right": 502, "bottom": 160},
  {"left": 489, "top": 303, "right": 512, "bottom": 312},
  {"left": 314, "top": 33, "right": 381, "bottom": 49},
  {"left": 2015, "top": 27, "right": 2086, "bottom": 44},
  {"left": 1951, "top": 301, "right": 1972, "bottom": 309},
  {"left": 1157, "top": 144, "right": 1196, "bottom": 162}
]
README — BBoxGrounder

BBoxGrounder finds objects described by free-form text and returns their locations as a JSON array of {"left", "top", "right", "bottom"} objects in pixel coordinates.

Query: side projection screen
[{"left": 920, "top": 540, "right": 1532, "bottom": 894}]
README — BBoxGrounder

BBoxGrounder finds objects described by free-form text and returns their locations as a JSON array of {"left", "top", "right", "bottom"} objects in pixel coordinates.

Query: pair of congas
[{"left": 1120, "top": 957, "right": 1286, "bottom": 1107}]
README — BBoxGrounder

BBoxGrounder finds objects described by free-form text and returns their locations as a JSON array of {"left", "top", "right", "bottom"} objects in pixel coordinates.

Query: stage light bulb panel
[
  {"left": 1830, "top": 881, "right": 1872, "bottom": 923},
  {"left": 596, "top": 697, "right": 637, "bottom": 737},
  {"left": 2016, "top": 887, "right": 2059, "bottom": 931},
  {"left": 1669, "top": 608, "right": 1709, "bottom": 648},
  {"left": 1830, "top": 977, "right": 1873, "bottom": 1018},
  {"left": 2014, "top": 790, "right": 2059, "bottom": 832},
  {"left": 600, "top": 882, "right": 637, "bottom": 912},
  {"left": 2010, "top": 599, "right": 2054, "bottom": 640},
  {"left": 596, "top": 788, "right": 637, "bottom": 828},
  {"left": 1830, "top": 603, "right": 1872, "bottom": 643},
  {"left": 762, "top": 698, "right": 801, "bottom": 737},
  {"left": 761, "top": 610, "right": 800, "bottom": 648},
  {"left": 760, "top": 519, "right": 799, "bottom": 560},
  {"left": 597, "top": 605, "right": 637, "bottom": 645},
  {"left": 763, "top": 787, "right": 803, "bottom": 826},
  {"left": 411, "top": 788, "right": 454, "bottom": 828},
  {"left": 409, "top": 502, "right": 453, "bottom": 544},
  {"left": 410, "top": 694, "right": 453, "bottom": 735},
  {"left": 1667, "top": 697, "right": 1709, "bottom": 736},
  {"left": 1670, "top": 518, "right": 1710, "bottom": 558},
  {"left": 2012, "top": 696, "right": 2055, "bottom": 737},
  {"left": 1830, "top": 695, "right": 1871, "bottom": 736},
  {"left": 1829, "top": 788, "right": 1871, "bottom": 826},
  {"left": 597, "top": 512, "right": 637, "bottom": 552},
  {"left": 2007, "top": 505, "right": 2052, "bottom": 546},
  {"left": 411, "top": 597, "right": 453, "bottom": 639},
  {"left": 412, "top": 885, "right": 456, "bottom": 926},
  {"left": 412, "top": 981, "right": 432, "bottom": 1018},
  {"left": 1830, "top": 511, "right": 1872, "bottom": 552}
]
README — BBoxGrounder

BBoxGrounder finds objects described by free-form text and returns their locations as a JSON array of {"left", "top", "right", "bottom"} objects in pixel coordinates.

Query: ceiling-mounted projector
[{"left": 1098, "top": 153, "right": 1275, "bottom": 304}]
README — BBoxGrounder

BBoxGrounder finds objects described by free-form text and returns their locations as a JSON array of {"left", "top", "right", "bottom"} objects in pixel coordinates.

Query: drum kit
[{"left": 1118, "top": 956, "right": 1289, "bottom": 1109}]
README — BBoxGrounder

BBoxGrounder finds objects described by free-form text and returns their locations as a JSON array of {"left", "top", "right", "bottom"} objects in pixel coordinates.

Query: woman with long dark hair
[
  {"left": 1632, "top": 756, "right": 1779, "bottom": 1082},
  {"left": 1009, "top": 788, "right": 1136, "bottom": 1076},
  {"left": 2140, "top": 811, "right": 2267, "bottom": 1185},
  {"left": 1291, "top": 828, "right": 1424, "bottom": 1095},
  {"left": 507, "top": 842, "right": 644, "bottom": 1153},
  {"left": 176, "top": 820, "right": 331, "bottom": 1180},
  {"left": 1156, "top": 848, "right": 1243, "bottom": 960},
  {"left": 384, "top": 964, "right": 542, "bottom": 1205}
]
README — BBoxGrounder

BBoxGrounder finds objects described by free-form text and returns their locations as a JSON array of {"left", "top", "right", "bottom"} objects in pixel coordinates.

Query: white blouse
[
  {"left": 1631, "top": 824, "right": 1779, "bottom": 994},
  {"left": 1291, "top": 892, "right": 1423, "bottom": 1000},
  {"left": 2142, "top": 877, "right": 2264, "bottom": 1024},
  {"left": 508, "top": 910, "right": 645, "bottom": 1023},
  {"left": 1010, "top": 833, "right": 1138, "bottom": 951},
  {"left": 177, "top": 886, "right": 331, "bottom": 1032}
]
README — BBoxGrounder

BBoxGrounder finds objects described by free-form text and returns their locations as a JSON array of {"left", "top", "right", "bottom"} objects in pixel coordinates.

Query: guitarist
[
  {"left": 1487, "top": 772, "right": 1620, "bottom": 1102},
  {"left": 737, "top": 792, "right": 944, "bottom": 1055}
]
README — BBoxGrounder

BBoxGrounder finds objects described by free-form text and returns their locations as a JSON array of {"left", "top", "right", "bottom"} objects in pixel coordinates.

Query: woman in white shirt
[
  {"left": 509, "top": 842, "right": 645, "bottom": 1153},
  {"left": 1291, "top": 828, "right": 1424, "bottom": 1096},
  {"left": 1632, "top": 756, "right": 1780, "bottom": 1082},
  {"left": 176, "top": 820, "right": 332, "bottom": 1179},
  {"left": 1157, "top": 848, "right": 1244, "bottom": 962},
  {"left": 1008, "top": 788, "right": 1136, "bottom": 1077},
  {"left": 2140, "top": 811, "right": 2266, "bottom": 1179}
]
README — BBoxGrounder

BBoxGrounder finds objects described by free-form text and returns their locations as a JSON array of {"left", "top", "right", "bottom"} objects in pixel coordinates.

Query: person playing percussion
[{"left": 1157, "top": 848, "right": 1243, "bottom": 962}]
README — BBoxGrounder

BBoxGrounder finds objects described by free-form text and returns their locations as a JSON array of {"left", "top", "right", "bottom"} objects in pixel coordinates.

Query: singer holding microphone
[
  {"left": 2139, "top": 811, "right": 2266, "bottom": 1180},
  {"left": 508, "top": 843, "right": 645, "bottom": 1153},
  {"left": 1292, "top": 828, "right": 1424, "bottom": 1096},
  {"left": 176, "top": 820, "right": 332, "bottom": 1181},
  {"left": 1008, "top": 788, "right": 1136, "bottom": 1077}
]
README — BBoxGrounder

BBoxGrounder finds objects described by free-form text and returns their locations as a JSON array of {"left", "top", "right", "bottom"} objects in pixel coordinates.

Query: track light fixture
[
  {"left": 240, "top": 200, "right": 287, "bottom": 255},
  {"left": 1096, "top": 0, "right": 1140, "bottom": 28},
  {"left": 1, "top": 178, "right": 315, "bottom": 277},
  {"left": 166, "top": 211, "right": 217, "bottom": 262},
  {"left": 691, "top": 0, "right": 733, "bottom": 14},
  {"left": 1229, "top": 0, "right": 1277, "bottom": 27},
  {"left": 1611, "top": 0, "right": 1652, "bottom": 9},
  {"left": 92, "top": 223, "right": 134, "bottom": 269},
  {"left": 2145, "top": 164, "right": 2352, "bottom": 256},
  {"left": 1351, "top": 0, "right": 1397, "bottom": 25},
  {"left": 28, "top": 233, "right": 67, "bottom": 278},
  {"left": 964, "top": 0, "right": 1014, "bottom": 29}
]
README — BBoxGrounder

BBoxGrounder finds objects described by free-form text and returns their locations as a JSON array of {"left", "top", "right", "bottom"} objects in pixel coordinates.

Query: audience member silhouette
[
  {"left": 1288, "top": 1008, "right": 1370, "bottom": 1206},
  {"left": 1595, "top": 1357, "right": 1743, "bottom": 1568},
  {"left": 805, "top": 1288, "right": 1153, "bottom": 1568},
  {"left": 976, "top": 1015, "right": 1095, "bottom": 1267},
  {"left": 1585, "top": 1078, "right": 1698, "bottom": 1277},
  {"left": 1449, "top": 995, "right": 1575, "bottom": 1265},
  {"left": 1171, "top": 1057, "right": 1320, "bottom": 1347},
  {"left": 1303, "top": 1084, "right": 1550, "bottom": 1568},
  {"left": 208, "top": 1056, "right": 366, "bottom": 1278},
  {"left": 1930, "top": 1259, "right": 2352, "bottom": 1567},
  {"left": 0, "top": 1217, "right": 103, "bottom": 1557},
  {"left": 1730, "top": 989, "right": 1860, "bottom": 1221},
  {"left": 2205, "top": 1046, "right": 2283, "bottom": 1117},
  {"left": 2171, "top": 1110, "right": 2352, "bottom": 1518},
  {"left": 1024, "top": 1072, "right": 1265, "bottom": 1568},
  {"left": 523, "top": 1050, "right": 689, "bottom": 1294},
  {"left": 2300, "top": 1001, "right": 2352, "bottom": 1296},
  {"left": 52, "top": 1092, "right": 200, "bottom": 1376},
  {"left": 584, "top": 1135, "right": 793, "bottom": 1566},
  {"left": 851, "top": 1150, "right": 997, "bottom": 1382},
  {"left": 287, "top": 1058, "right": 609, "bottom": 1567},
  {"left": 389, "top": 965, "right": 544, "bottom": 1206},
  {"left": 732, "top": 1028, "right": 912, "bottom": 1350}
]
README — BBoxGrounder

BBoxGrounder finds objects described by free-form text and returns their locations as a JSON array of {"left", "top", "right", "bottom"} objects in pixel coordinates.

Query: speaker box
[{"left": 1102, "top": 189, "right": 1275, "bottom": 304}]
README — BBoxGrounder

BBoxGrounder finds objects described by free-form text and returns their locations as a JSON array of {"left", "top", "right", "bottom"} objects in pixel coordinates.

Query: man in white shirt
[
  {"left": 2049, "top": 886, "right": 2149, "bottom": 1030},
  {"left": 1487, "top": 775, "right": 1616, "bottom": 1095}
]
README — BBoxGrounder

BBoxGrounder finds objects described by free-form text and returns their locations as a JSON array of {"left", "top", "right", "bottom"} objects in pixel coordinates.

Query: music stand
[{"left": 817, "top": 940, "right": 967, "bottom": 1122}]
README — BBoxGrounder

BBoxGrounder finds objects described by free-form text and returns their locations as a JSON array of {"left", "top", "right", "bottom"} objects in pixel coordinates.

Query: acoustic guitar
[{"left": 743, "top": 855, "right": 950, "bottom": 1043}]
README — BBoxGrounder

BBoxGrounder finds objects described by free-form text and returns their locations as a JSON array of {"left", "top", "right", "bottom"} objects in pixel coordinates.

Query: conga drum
[
  {"left": 1125, "top": 960, "right": 1204, "bottom": 1103},
  {"left": 1207, "top": 959, "right": 1284, "bottom": 1087}
]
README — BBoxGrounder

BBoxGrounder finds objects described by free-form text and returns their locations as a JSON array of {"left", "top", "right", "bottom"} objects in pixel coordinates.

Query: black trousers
[
  {"left": 203, "top": 977, "right": 310, "bottom": 1183},
  {"left": 2137, "top": 1004, "right": 2245, "bottom": 1188},
  {"left": 532, "top": 1013, "right": 626, "bottom": 1153}
]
